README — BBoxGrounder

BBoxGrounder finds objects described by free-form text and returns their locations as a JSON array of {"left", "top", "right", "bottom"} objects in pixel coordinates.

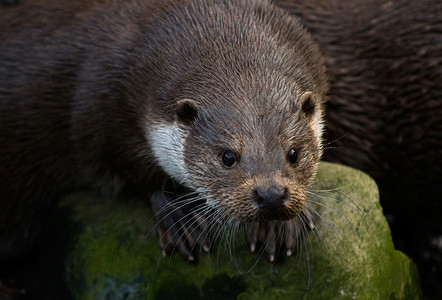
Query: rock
[{"left": 62, "top": 162, "right": 422, "bottom": 299}]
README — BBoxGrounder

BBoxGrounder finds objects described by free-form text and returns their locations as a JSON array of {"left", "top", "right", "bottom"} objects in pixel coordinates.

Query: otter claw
[
  {"left": 246, "top": 222, "right": 277, "bottom": 260},
  {"left": 150, "top": 190, "right": 210, "bottom": 260},
  {"left": 247, "top": 219, "right": 302, "bottom": 261}
]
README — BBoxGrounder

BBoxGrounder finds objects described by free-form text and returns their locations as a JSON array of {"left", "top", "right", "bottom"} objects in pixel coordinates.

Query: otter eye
[
  {"left": 221, "top": 150, "right": 237, "bottom": 168},
  {"left": 287, "top": 148, "right": 298, "bottom": 165}
]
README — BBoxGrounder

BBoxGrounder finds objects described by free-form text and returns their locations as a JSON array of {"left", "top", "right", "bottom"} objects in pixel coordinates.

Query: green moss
[{"left": 62, "top": 162, "right": 422, "bottom": 299}]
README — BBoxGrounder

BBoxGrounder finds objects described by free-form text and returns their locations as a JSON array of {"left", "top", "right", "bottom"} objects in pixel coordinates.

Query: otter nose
[{"left": 253, "top": 186, "right": 287, "bottom": 211}]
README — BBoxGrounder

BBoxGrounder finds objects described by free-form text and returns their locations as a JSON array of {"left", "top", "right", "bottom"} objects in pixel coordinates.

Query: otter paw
[
  {"left": 150, "top": 190, "right": 211, "bottom": 261},
  {"left": 247, "top": 216, "right": 313, "bottom": 262}
]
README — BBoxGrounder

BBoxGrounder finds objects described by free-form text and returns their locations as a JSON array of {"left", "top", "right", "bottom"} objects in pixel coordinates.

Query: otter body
[
  {"left": 0, "top": 0, "right": 327, "bottom": 262},
  {"left": 2, "top": 0, "right": 441, "bottom": 297}
]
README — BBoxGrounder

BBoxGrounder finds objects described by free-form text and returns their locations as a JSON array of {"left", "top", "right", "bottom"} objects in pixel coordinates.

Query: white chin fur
[{"left": 148, "top": 122, "right": 189, "bottom": 185}]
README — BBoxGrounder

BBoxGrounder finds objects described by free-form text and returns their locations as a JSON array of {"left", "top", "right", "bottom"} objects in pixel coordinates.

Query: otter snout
[{"left": 253, "top": 186, "right": 288, "bottom": 211}]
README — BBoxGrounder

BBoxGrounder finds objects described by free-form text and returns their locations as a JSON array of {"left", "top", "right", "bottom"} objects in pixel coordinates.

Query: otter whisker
[
  {"left": 148, "top": 193, "right": 201, "bottom": 224},
  {"left": 300, "top": 207, "right": 328, "bottom": 251},
  {"left": 206, "top": 208, "right": 232, "bottom": 265},
  {"left": 185, "top": 203, "right": 222, "bottom": 253},
  {"left": 163, "top": 203, "right": 212, "bottom": 252},
  {"left": 308, "top": 185, "right": 361, "bottom": 214},
  {"left": 295, "top": 217, "right": 305, "bottom": 258},
  {"left": 151, "top": 196, "right": 207, "bottom": 239},
  {"left": 322, "top": 130, "right": 353, "bottom": 147},
  {"left": 146, "top": 194, "right": 209, "bottom": 239},
  {"left": 308, "top": 189, "right": 359, "bottom": 241},
  {"left": 307, "top": 181, "right": 361, "bottom": 214},
  {"left": 322, "top": 146, "right": 347, "bottom": 153},
  {"left": 302, "top": 224, "right": 313, "bottom": 289},
  {"left": 224, "top": 218, "right": 242, "bottom": 271},
  {"left": 308, "top": 193, "right": 358, "bottom": 219},
  {"left": 228, "top": 219, "right": 256, "bottom": 274},
  {"left": 304, "top": 201, "right": 343, "bottom": 241},
  {"left": 194, "top": 205, "right": 226, "bottom": 253}
]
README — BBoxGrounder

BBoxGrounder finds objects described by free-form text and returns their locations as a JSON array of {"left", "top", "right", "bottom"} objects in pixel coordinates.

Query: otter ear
[
  {"left": 176, "top": 99, "right": 199, "bottom": 125},
  {"left": 299, "top": 91, "right": 316, "bottom": 118}
]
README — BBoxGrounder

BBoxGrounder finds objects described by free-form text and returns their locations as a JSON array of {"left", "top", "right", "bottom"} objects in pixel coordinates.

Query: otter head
[{"left": 149, "top": 80, "right": 324, "bottom": 223}]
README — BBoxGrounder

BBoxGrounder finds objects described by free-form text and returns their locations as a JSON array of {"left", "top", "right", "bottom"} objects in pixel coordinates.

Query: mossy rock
[{"left": 62, "top": 162, "right": 422, "bottom": 299}]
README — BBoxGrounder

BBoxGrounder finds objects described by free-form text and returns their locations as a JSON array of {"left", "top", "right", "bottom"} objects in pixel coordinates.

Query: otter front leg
[
  {"left": 150, "top": 190, "right": 211, "bottom": 261},
  {"left": 247, "top": 212, "right": 314, "bottom": 262}
]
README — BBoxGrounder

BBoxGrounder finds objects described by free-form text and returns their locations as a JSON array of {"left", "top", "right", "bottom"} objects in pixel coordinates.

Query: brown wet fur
[
  {"left": 0, "top": 0, "right": 327, "bottom": 269},
  {"left": 2, "top": 0, "right": 440, "bottom": 298}
]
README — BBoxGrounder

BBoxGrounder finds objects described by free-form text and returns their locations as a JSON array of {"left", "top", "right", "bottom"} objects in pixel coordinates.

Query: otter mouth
[
  {"left": 255, "top": 207, "right": 302, "bottom": 222},
  {"left": 223, "top": 200, "right": 305, "bottom": 223}
]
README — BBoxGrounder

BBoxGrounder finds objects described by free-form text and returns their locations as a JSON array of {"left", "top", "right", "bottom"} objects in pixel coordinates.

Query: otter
[{"left": 0, "top": 0, "right": 328, "bottom": 265}]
